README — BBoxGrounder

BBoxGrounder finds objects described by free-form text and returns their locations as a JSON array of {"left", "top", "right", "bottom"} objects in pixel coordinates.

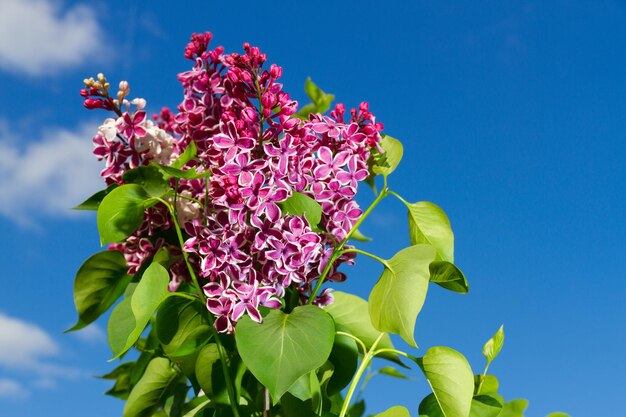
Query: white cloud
[
  {"left": 0, "top": 312, "right": 88, "bottom": 397},
  {"left": 0, "top": 312, "right": 59, "bottom": 370},
  {"left": 0, "top": 378, "right": 27, "bottom": 399},
  {"left": 0, "top": 0, "right": 105, "bottom": 76},
  {"left": 0, "top": 121, "right": 104, "bottom": 226}
]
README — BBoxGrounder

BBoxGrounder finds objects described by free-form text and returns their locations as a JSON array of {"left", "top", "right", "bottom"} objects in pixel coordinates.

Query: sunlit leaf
[
  {"left": 324, "top": 292, "right": 398, "bottom": 363},
  {"left": 482, "top": 325, "right": 505, "bottom": 365},
  {"left": 473, "top": 374, "right": 499, "bottom": 395},
  {"left": 171, "top": 141, "right": 197, "bottom": 169},
  {"left": 498, "top": 399, "right": 528, "bottom": 417},
  {"left": 278, "top": 192, "right": 323, "bottom": 230},
  {"left": 374, "top": 406, "right": 410, "bottom": 417},
  {"left": 369, "top": 244, "right": 437, "bottom": 346},
  {"left": 370, "top": 135, "right": 403, "bottom": 178},
  {"left": 416, "top": 346, "right": 474, "bottom": 417},
  {"left": 405, "top": 201, "right": 454, "bottom": 262},
  {"left": 378, "top": 366, "right": 411, "bottom": 380}
]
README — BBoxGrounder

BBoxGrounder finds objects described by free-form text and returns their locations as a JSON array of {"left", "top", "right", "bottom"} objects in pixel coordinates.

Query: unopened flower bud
[{"left": 131, "top": 98, "right": 147, "bottom": 110}]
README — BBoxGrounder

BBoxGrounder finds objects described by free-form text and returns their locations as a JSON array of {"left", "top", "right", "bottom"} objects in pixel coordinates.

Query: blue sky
[{"left": 0, "top": 0, "right": 624, "bottom": 416}]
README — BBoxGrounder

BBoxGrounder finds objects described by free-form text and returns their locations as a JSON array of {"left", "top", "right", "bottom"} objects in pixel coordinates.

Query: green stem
[
  {"left": 476, "top": 361, "right": 491, "bottom": 395},
  {"left": 386, "top": 189, "right": 409, "bottom": 206},
  {"left": 307, "top": 186, "right": 389, "bottom": 304},
  {"left": 340, "top": 248, "right": 391, "bottom": 269},
  {"left": 373, "top": 348, "right": 419, "bottom": 363},
  {"left": 336, "top": 331, "right": 368, "bottom": 355},
  {"left": 160, "top": 199, "right": 241, "bottom": 417},
  {"left": 169, "top": 292, "right": 199, "bottom": 302},
  {"left": 338, "top": 333, "right": 385, "bottom": 417}
]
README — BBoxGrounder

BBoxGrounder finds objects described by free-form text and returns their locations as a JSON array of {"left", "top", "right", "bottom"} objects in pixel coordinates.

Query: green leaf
[
  {"left": 100, "top": 362, "right": 135, "bottom": 399},
  {"left": 323, "top": 292, "right": 398, "bottom": 362},
  {"left": 97, "top": 184, "right": 156, "bottom": 245},
  {"left": 350, "top": 228, "right": 372, "bottom": 242},
  {"left": 156, "top": 297, "right": 212, "bottom": 358},
  {"left": 109, "top": 262, "right": 171, "bottom": 358},
  {"left": 482, "top": 325, "right": 505, "bottom": 365},
  {"left": 375, "top": 406, "right": 411, "bottom": 417},
  {"left": 278, "top": 192, "right": 323, "bottom": 230},
  {"left": 498, "top": 399, "right": 528, "bottom": 417},
  {"left": 405, "top": 202, "right": 454, "bottom": 262},
  {"left": 429, "top": 261, "right": 469, "bottom": 294},
  {"left": 546, "top": 413, "right": 571, "bottom": 417},
  {"left": 347, "top": 399, "right": 366, "bottom": 417},
  {"left": 171, "top": 141, "right": 197, "bottom": 169},
  {"left": 181, "top": 398, "right": 211, "bottom": 417},
  {"left": 417, "top": 346, "right": 474, "bottom": 417},
  {"left": 295, "top": 78, "right": 335, "bottom": 118},
  {"left": 123, "top": 165, "right": 171, "bottom": 198},
  {"left": 378, "top": 366, "right": 411, "bottom": 380},
  {"left": 418, "top": 394, "right": 445, "bottom": 417},
  {"left": 368, "top": 244, "right": 437, "bottom": 347},
  {"left": 67, "top": 250, "right": 132, "bottom": 331},
  {"left": 195, "top": 344, "right": 220, "bottom": 396},
  {"left": 108, "top": 295, "right": 136, "bottom": 359},
  {"left": 421, "top": 393, "right": 503, "bottom": 417},
  {"left": 370, "top": 135, "right": 403, "bottom": 178},
  {"left": 235, "top": 305, "right": 335, "bottom": 400},
  {"left": 74, "top": 184, "right": 119, "bottom": 210},
  {"left": 470, "top": 394, "right": 503, "bottom": 417},
  {"left": 326, "top": 329, "right": 358, "bottom": 395},
  {"left": 473, "top": 374, "right": 499, "bottom": 395},
  {"left": 154, "top": 164, "right": 212, "bottom": 180},
  {"left": 124, "top": 357, "right": 180, "bottom": 417}
]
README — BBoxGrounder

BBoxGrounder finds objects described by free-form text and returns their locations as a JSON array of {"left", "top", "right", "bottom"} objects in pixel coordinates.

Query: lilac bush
[{"left": 70, "top": 32, "right": 568, "bottom": 417}]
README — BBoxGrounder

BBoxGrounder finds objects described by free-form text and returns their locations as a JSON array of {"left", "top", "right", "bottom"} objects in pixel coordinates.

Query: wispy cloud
[
  {"left": 0, "top": 378, "right": 27, "bottom": 399},
  {"left": 0, "top": 0, "right": 106, "bottom": 76},
  {"left": 70, "top": 323, "right": 106, "bottom": 345},
  {"left": 0, "top": 120, "right": 104, "bottom": 226},
  {"left": 0, "top": 312, "right": 89, "bottom": 398}
]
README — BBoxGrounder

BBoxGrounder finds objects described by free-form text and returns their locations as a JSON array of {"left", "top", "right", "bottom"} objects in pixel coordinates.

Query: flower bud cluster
[{"left": 85, "top": 32, "right": 384, "bottom": 332}]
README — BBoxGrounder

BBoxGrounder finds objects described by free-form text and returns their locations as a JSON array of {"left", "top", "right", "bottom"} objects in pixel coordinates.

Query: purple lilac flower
[{"left": 87, "top": 32, "right": 384, "bottom": 332}]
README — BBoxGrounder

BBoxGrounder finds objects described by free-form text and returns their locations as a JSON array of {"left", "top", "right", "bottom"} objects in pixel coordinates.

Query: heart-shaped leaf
[
  {"left": 369, "top": 244, "right": 437, "bottom": 346},
  {"left": 235, "top": 305, "right": 335, "bottom": 400}
]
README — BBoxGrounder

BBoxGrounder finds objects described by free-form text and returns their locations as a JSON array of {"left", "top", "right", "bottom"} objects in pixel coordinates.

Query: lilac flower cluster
[{"left": 83, "top": 32, "right": 384, "bottom": 332}]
